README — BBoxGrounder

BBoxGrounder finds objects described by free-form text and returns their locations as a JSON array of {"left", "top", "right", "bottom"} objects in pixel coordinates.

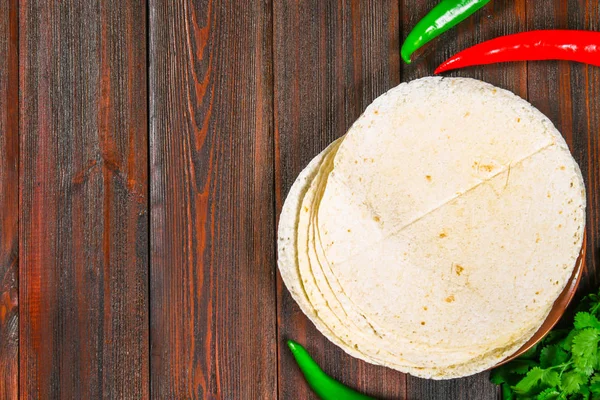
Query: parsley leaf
[
  {"left": 560, "top": 370, "right": 588, "bottom": 394},
  {"left": 572, "top": 328, "right": 600, "bottom": 376}
]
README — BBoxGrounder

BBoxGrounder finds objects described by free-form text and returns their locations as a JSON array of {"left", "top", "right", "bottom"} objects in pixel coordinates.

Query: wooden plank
[
  {"left": 273, "top": 1, "right": 402, "bottom": 399},
  {"left": 401, "top": 0, "right": 526, "bottom": 397},
  {"left": 19, "top": 1, "right": 149, "bottom": 398},
  {"left": 0, "top": 0, "right": 18, "bottom": 398},
  {"left": 149, "top": 0, "right": 276, "bottom": 398},
  {"left": 526, "top": 0, "right": 600, "bottom": 296}
]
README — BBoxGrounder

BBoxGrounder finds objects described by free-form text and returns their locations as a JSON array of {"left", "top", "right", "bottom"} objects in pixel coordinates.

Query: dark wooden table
[{"left": 1, "top": 0, "right": 599, "bottom": 399}]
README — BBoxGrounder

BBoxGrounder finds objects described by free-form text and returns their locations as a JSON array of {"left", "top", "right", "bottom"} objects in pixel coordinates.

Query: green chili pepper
[
  {"left": 287, "top": 340, "right": 375, "bottom": 400},
  {"left": 401, "top": 0, "right": 491, "bottom": 64}
]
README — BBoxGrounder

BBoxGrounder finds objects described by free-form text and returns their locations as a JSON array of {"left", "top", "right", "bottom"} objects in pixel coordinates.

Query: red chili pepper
[{"left": 435, "top": 30, "right": 600, "bottom": 74}]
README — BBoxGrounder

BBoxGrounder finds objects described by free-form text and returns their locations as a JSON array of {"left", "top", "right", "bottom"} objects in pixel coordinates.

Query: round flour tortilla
[
  {"left": 278, "top": 77, "right": 586, "bottom": 379},
  {"left": 278, "top": 139, "right": 501, "bottom": 379}
]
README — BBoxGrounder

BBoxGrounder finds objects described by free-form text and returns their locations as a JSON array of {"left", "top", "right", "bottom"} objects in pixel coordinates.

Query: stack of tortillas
[{"left": 278, "top": 77, "right": 586, "bottom": 379}]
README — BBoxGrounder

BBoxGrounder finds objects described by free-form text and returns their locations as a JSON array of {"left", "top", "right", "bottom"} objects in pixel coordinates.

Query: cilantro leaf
[
  {"left": 512, "top": 360, "right": 538, "bottom": 375},
  {"left": 536, "top": 388, "right": 561, "bottom": 400},
  {"left": 560, "top": 329, "right": 579, "bottom": 352},
  {"left": 586, "top": 293, "right": 600, "bottom": 316},
  {"left": 513, "top": 367, "right": 545, "bottom": 394},
  {"left": 541, "top": 330, "right": 569, "bottom": 347},
  {"left": 590, "top": 373, "right": 600, "bottom": 396},
  {"left": 540, "top": 369, "right": 561, "bottom": 387},
  {"left": 587, "top": 293, "right": 600, "bottom": 303},
  {"left": 492, "top": 361, "right": 536, "bottom": 388},
  {"left": 540, "top": 345, "right": 569, "bottom": 368},
  {"left": 491, "top": 288, "right": 600, "bottom": 399},
  {"left": 513, "top": 367, "right": 560, "bottom": 394},
  {"left": 521, "top": 343, "right": 541, "bottom": 360},
  {"left": 491, "top": 366, "right": 510, "bottom": 385},
  {"left": 501, "top": 383, "right": 515, "bottom": 400},
  {"left": 581, "top": 384, "right": 591, "bottom": 396},
  {"left": 574, "top": 312, "right": 600, "bottom": 330},
  {"left": 560, "top": 370, "right": 588, "bottom": 394},
  {"left": 572, "top": 328, "right": 600, "bottom": 376}
]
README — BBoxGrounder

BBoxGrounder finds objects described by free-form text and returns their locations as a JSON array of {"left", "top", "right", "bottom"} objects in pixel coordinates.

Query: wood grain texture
[
  {"left": 19, "top": 1, "right": 149, "bottom": 398},
  {"left": 149, "top": 0, "right": 277, "bottom": 398},
  {"left": 273, "top": 1, "right": 402, "bottom": 399},
  {"left": 0, "top": 0, "right": 18, "bottom": 398},
  {"left": 526, "top": 0, "right": 600, "bottom": 298}
]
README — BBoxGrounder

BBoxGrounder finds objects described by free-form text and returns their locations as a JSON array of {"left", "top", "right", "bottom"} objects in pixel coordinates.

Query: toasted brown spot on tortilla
[
  {"left": 423, "top": 306, "right": 428, "bottom": 311},
  {"left": 445, "top": 295, "right": 455, "bottom": 303},
  {"left": 455, "top": 265, "right": 464, "bottom": 275},
  {"left": 464, "top": 112, "right": 470, "bottom": 117},
  {"left": 439, "top": 232, "right": 447, "bottom": 238},
  {"left": 426, "top": 175, "right": 432, "bottom": 181},
  {"left": 373, "top": 216, "right": 381, "bottom": 222},
  {"left": 421, "top": 321, "right": 426, "bottom": 325},
  {"left": 560, "top": 165, "right": 566, "bottom": 170},
  {"left": 517, "top": 118, "right": 521, "bottom": 122},
  {"left": 480, "top": 164, "right": 494, "bottom": 172}
]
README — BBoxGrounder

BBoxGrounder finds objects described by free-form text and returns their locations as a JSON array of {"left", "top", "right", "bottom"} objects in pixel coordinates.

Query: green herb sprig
[{"left": 491, "top": 291, "right": 600, "bottom": 399}]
